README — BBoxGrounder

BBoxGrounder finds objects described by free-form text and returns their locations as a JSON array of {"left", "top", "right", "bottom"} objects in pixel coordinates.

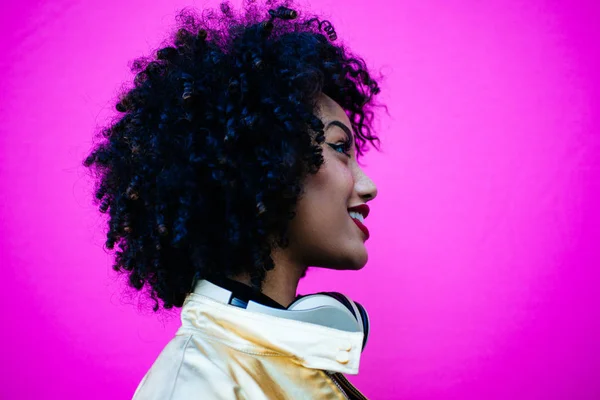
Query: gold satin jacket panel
[{"left": 131, "top": 290, "right": 367, "bottom": 399}]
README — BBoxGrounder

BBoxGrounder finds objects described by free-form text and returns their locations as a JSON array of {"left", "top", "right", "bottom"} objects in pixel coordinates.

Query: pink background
[{"left": 1, "top": 0, "right": 599, "bottom": 399}]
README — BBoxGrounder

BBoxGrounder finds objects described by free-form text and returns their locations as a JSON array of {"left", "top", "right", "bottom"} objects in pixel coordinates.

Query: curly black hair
[{"left": 83, "top": 0, "right": 383, "bottom": 311}]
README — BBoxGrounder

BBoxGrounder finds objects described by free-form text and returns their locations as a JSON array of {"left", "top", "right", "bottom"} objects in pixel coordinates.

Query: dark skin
[{"left": 232, "top": 93, "right": 378, "bottom": 306}]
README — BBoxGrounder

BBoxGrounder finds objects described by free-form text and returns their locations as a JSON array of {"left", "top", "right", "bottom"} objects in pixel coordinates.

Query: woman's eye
[{"left": 328, "top": 142, "right": 352, "bottom": 158}]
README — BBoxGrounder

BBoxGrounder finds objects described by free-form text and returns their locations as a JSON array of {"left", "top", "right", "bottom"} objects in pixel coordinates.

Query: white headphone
[{"left": 193, "top": 279, "right": 370, "bottom": 351}]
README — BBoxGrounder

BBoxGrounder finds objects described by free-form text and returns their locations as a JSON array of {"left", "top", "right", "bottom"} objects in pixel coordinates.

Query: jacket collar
[{"left": 176, "top": 280, "right": 365, "bottom": 375}]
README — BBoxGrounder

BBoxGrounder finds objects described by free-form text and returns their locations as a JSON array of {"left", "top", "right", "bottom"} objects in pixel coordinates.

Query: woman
[{"left": 83, "top": 1, "right": 382, "bottom": 398}]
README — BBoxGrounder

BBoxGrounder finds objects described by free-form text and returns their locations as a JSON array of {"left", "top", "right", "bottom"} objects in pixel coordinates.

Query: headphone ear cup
[
  {"left": 289, "top": 294, "right": 307, "bottom": 308},
  {"left": 289, "top": 292, "right": 370, "bottom": 351},
  {"left": 319, "top": 292, "right": 357, "bottom": 319},
  {"left": 319, "top": 292, "right": 369, "bottom": 352},
  {"left": 353, "top": 300, "right": 370, "bottom": 351}
]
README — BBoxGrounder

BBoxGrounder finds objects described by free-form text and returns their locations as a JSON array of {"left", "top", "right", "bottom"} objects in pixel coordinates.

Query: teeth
[{"left": 349, "top": 211, "right": 365, "bottom": 223}]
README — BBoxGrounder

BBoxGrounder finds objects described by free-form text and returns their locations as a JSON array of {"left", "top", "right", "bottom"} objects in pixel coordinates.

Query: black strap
[{"left": 210, "top": 278, "right": 287, "bottom": 310}]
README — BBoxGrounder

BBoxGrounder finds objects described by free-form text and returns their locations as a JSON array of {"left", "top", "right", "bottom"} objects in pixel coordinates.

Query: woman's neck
[{"left": 230, "top": 251, "right": 307, "bottom": 308}]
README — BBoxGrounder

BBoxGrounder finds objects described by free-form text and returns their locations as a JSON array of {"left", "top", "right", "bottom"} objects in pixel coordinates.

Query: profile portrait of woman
[{"left": 83, "top": 0, "right": 382, "bottom": 398}]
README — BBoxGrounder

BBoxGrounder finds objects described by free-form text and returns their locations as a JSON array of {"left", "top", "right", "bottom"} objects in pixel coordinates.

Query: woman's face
[{"left": 284, "top": 93, "right": 378, "bottom": 271}]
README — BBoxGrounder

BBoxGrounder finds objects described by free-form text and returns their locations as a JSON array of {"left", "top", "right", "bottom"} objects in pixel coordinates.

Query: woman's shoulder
[
  {"left": 131, "top": 328, "right": 355, "bottom": 400},
  {"left": 131, "top": 334, "right": 244, "bottom": 400}
]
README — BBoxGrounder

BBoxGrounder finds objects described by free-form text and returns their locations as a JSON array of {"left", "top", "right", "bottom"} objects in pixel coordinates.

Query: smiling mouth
[
  {"left": 350, "top": 215, "right": 370, "bottom": 240},
  {"left": 347, "top": 205, "right": 370, "bottom": 240}
]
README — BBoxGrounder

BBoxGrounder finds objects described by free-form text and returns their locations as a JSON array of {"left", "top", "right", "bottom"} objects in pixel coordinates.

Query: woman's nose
[{"left": 355, "top": 168, "right": 378, "bottom": 202}]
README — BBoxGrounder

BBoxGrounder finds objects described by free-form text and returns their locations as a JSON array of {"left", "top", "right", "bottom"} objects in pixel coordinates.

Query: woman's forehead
[{"left": 317, "top": 93, "right": 350, "bottom": 124}]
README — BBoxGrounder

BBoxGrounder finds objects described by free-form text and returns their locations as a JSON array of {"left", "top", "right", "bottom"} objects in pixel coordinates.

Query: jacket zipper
[
  {"left": 327, "top": 371, "right": 349, "bottom": 399},
  {"left": 325, "top": 371, "right": 368, "bottom": 400}
]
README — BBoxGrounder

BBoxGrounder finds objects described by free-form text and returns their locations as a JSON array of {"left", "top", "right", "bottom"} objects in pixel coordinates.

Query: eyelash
[{"left": 328, "top": 140, "right": 352, "bottom": 158}]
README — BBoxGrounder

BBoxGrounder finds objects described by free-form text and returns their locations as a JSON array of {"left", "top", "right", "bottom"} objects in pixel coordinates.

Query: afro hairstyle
[{"left": 83, "top": 0, "right": 382, "bottom": 311}]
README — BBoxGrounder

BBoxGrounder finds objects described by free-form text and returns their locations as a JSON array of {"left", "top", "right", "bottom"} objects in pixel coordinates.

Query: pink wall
[{"left": 1, "top": 0, "right": 599, "bottom": 398}]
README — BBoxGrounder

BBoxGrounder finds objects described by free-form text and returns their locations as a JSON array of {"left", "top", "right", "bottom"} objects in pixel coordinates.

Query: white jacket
[{"left": 131, "top": 281, "right": 369, "bottom": 399}]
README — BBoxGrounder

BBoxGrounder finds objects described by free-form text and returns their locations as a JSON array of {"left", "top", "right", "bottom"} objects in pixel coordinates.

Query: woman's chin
[
  {"left": 340, "top": 248, "right": 369, "bottom": 270},
  {"left": 311, "top": 243, "right": 369, "bottom": 271}
]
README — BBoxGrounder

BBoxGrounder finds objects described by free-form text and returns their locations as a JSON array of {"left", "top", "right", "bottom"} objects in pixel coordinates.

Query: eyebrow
[{"left": 325, "top": 120, "right": 354, "bottom": 142}]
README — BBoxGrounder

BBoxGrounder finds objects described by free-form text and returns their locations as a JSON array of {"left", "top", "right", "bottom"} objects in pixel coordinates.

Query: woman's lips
[{"left": 351, "top": 217, "right": 370, "bottom": 240}]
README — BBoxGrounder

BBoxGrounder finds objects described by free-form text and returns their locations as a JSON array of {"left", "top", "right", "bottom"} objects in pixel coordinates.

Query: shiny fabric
[{"left": 131, "top": 285, "right": 367, "bottom": 399}]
